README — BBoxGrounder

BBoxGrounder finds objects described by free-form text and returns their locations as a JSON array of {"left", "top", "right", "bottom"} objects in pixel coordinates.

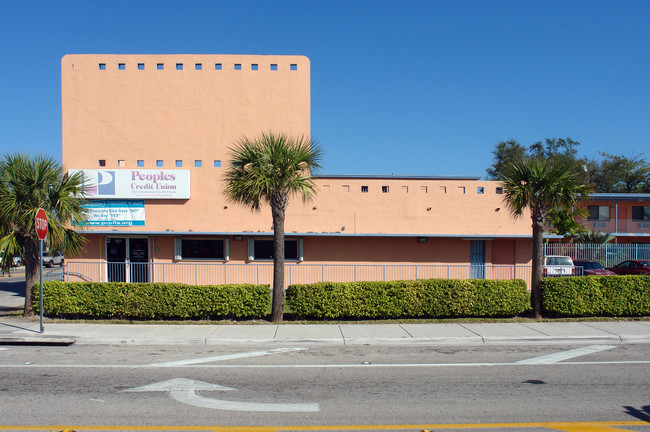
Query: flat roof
[{"left": 314, "top": 174, "right": 482, "bottom": 181}]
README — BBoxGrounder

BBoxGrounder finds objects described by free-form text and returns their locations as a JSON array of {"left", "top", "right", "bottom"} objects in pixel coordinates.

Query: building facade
[{"left": 62, "top": 54, "right": 534, "bottom": 285}]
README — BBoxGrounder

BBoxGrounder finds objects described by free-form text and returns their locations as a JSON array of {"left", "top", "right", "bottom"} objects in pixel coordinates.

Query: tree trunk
[
  {"left": 530, "top": 208, "right": 545, "bottom": 319},
  {"left": 270, "top": 193, "right": 287, "bottom": 322},
  {"left": 23, "top": 237, "right": 39, "bottom": 317}
]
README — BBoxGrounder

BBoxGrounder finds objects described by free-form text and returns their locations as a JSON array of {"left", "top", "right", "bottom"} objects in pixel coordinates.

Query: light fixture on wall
[
  {"left": 417, "top": 237, "right": 427, "bottom": 243},
  {"left": 495, "top": 208, "right": 501, "bottom": 212},
  {"left": 233, "top": 235, "right": 243, "bottom": 241},
  {"left": 426, "top": 207, "right": 432, "bottom": 211},
  {"left": 341, "top": 226, "right": 346, "bottom": 231},
  {"left": 223, "top": 205, "right": 228, "bottom": 209},
  {"left": 312, "top": 206, "right": 318, "bottom": 210}
]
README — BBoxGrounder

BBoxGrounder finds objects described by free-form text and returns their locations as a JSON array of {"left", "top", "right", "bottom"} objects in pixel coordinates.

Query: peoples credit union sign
[{"left": 70, "top": 169, "right": 190, "bottom": 199}]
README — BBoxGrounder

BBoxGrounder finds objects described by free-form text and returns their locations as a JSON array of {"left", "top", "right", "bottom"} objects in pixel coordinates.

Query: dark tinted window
[
  {"left": 181, "top": 239, "right": 224, "bottom": 259},
  {"left": 253, "top": 239, "right": 298, "bottom": 260}
]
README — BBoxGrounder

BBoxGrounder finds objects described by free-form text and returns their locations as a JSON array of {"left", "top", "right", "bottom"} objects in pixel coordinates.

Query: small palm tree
[
  {"left": 0, "top": 153, "right": 87, "bottom": 316},
  {"left": 574, "top": 230, "right": 614, "bottom": 244},
  {"left": 501, "top": 157, "right": 591, "bottom": 318},
  {"left": 224, "top": 132, "right": 323, "bottom": 322}
]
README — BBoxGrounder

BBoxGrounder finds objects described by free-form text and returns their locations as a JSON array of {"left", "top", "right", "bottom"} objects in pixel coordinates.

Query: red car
[
  {"left": 606, "top": 260, "right": 650, "bottom": 275},
  {"left": 573, "top": 261, "right": 616, "bottom": 276}
]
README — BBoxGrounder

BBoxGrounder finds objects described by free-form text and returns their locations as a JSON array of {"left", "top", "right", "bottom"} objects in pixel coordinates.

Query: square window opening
[
  {"left": 157, "top": 63, "right": 164, "bottom": 70},
  {"left": 137, "top": 63, "right": 145, "bottom": 70},
  {"left": 156, "top": 160, "right": 164, "bottom": 167},
  {"left": 382, "top": 186, "right": 389, "bottom": 193},
  {"left": 270, "top": 64, "right": 278, "bottom": 70},
  {"left": 290, "top": 64, "right": 298, "bottom": 70},
  {"left": 98, "top": 159, "right": 106, "bottom": 167},
  {"left": 234, "top": 64, "right": 242, "bottom": 70},
  {"left": 98, "top": 63, "right": 106, "bottom": 70},
  {"left": 137, "top": 160, "right": 144, "bottom": 167},
  {"left": 118, "top": 63, "right": 125, "bottom": 70},
  {"left": 195, "top": 160, "right": 202, "bottom": 167},
  {"left": 195, "top": 63, "right": 202, "bottom": 70},
  {"left": 176, "top": 63, "right": 183, "bottom": 70},
  {"left": 251, "top": 64, "right": 258, "bottom": 70},
  {"left": 213, "top": 160, "right": 221, "bottom": 167},
  {"left": 118, "top": 160, "right": 126, "bottom": 167},
  {"left": 215, "top": 63, "right": 222, "bottom": 70},
  {"left": 175, "top": 160, "right": 183, "bottom": 167},
  {"left": 496, "top": 187, "right": 504, "bottom": 194},
  {"left": 477, "top": 187, "right": 485, "bottom": 194},
  {"left": 361, "top": 186, "right": 369, "bottom": 193}
]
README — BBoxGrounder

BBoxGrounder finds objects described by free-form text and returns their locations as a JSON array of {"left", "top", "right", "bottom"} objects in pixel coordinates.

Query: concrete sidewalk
[{"left": 1, "top": 318, "right": 649, "bottom": 346}]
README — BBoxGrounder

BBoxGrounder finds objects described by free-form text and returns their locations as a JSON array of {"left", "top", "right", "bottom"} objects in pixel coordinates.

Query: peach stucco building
[{"left": 61, "top": 54, "right": 533, "bottom": 284}]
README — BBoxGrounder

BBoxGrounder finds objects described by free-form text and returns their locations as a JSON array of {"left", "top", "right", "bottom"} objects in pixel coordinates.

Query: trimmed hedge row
[
  {"left": 285, "top": 279, "right": 531, "bottom": 319},
  {"left": 33, "top": 281, "right": 270, "bottom": 320},
  {"left": 541, "top": 275, "right": 650, "bottom": 317}
]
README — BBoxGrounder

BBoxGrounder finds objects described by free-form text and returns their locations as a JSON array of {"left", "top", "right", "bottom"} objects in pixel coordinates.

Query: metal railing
[
  {"left": 60, "top": 261, "right": 536, "bottom": 288},
  {"left": 544, "top": 243, "right": 650, "bottom": 268}
]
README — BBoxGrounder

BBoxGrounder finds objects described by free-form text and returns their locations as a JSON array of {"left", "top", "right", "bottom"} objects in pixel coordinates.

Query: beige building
[{"left": 62, "top": 54, "right": 533, "bottom": 285}]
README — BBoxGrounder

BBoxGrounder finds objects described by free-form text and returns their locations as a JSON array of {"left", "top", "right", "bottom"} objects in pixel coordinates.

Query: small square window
[
  {"left": 98, "top": 63, "right": 106, "bottom": 70},
  {"left": 234, "top": 64, "right": 242, "bottom": 70},
  {"left": 118, "top": 160, "right": 126, "bottom": 167},
  {"left": 156, "top": 160, "right": 164, "bottom": 168},
  {"left": 477, "top": 187, "right": 484, "bottom": 194},
  {"left": 213, "top": 160, "right": 222, "bottom": 168},
  {"left": 251, "top": 64, "right": 258, "bottom": 70},
  {"left": 215, "top": 63, "right": 222, "bottom": 70},
  {"left": 137, "top": 160, "right": 144, "bottom": 167},
  {"left": 401, "top": 186, "right": 409, "bottom": 193},
  {"left": 118, "top": 63, "right": 125, "bottom": 70},
  {"left": 195, "top": 63, "right": 202, "bottom": 70},
  {"left": 290, "top": 64, "right": 298, "bottom": 71},
  {"left": 420, "top": 186, "right": 428, "bottom": 193},
  {"left": 195, "top": 160, "right": 202, "bottom": 167},
  {"left": 270, "top": 64, "right": 278, "bottom": 71},
  {"left": 175, "top": 160, "right": 183, "bottom": 167},
  {"left": 382, "top": 186, "right": 389, "bottom": 193},
  {"left": 98, "top": 159, "right": 106, "bottom": 167},
  {"left": 458, "top": 186, "right": 466, "bottom": 194},
  {"left": 157, "top": 63, "right": 164, "bottom": 70},
  {"left": 137, "top": 63, "right": 145, "bottom": 70},
  {"left": 439, "top": 186, "right": 447, "bottom": 194},
  {"left": 496, "top": 187, "right": 503, "bottom": 194},
  {"left": 361, "top": 186, "right": 369, "bottom": 193},
  {"left": 176, "top": 63, "right": 183, "bottom": 70}
]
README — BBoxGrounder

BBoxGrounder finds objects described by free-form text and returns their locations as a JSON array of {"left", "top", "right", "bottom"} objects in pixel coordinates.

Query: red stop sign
[{"left": 35, "top": 208, "right": 48, "bottom": 240}]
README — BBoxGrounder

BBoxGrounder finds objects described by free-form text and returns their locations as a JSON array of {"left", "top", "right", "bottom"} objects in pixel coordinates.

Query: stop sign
[{"left": 35, "top": 208, "right": 48, "bottom": 240}]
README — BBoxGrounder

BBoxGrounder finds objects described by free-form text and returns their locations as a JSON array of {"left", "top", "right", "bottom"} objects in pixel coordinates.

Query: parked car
[
  {"left": 42, "top": 250, "right": 64, "bottom": 268},
  {"left": 573, "top": 260, "right": 616, "bottom": 276},
  {"left": 606, "top": 260, "right": 650, "bottom": 275},
  {"left": 0, "top": 251, "right": 21, "bottom": 267},
  {"left": 543, "top": 255, "right": 574, "bottom": 276}
]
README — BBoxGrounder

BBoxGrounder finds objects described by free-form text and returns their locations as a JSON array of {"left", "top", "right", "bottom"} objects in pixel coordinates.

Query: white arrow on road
[{"left": 125, "top": 378, "right": 320, "bottom": 412}]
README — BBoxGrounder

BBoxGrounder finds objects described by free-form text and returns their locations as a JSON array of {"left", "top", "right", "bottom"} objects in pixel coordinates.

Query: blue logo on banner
[{"left": 97, "top": 171, "right": 115, "bottom": 195}]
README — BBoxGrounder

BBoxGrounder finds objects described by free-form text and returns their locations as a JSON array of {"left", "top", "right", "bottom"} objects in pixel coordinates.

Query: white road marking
[
  {"left": 125, "top": 378, "right": 320, "bottom": 412},
  {"left": 149, "top": 347, "right": 306, "bottom": 367},
  {"left": 516, "top": 344, "right": 617, "bottom": 364},
  {"left": 2, "top": 360, "right": 648, "bottom": 368}
]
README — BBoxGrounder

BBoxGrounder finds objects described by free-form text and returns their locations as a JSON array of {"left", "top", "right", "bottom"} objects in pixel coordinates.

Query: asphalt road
[{"left": 0, "top": 343, "right": 649, "bottom": 430}]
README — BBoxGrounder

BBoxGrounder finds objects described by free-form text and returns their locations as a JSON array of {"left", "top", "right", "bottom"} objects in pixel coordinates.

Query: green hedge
[
  {"left": 285, "top": 279, "right": 531, "bottom": 319},
  {"left": 33, "top": 281, "right": 270, "bottom": 320},
  {"left": 541, "top": 275, "right": 650, "bottom": 317}
]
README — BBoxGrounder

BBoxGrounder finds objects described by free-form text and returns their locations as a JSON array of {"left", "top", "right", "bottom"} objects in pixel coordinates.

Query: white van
[{"left": 543, "top": 255, "right": 574, "bottom": 276}]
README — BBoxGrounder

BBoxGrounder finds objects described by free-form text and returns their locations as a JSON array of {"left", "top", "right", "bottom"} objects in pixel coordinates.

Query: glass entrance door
[
  {"left": 107, "top": 238, "right": 127, "bottom": 282},
  {"left": 106, "top": 237, "right": 149, "bottom": 283},
  {"left": 129, "top": 238, "right": 149, "bottom": 283}
]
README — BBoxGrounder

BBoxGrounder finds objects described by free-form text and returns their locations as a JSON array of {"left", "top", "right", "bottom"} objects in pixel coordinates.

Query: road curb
[{"left": 0, "top": 335, "right": 76, "bottom": 346}]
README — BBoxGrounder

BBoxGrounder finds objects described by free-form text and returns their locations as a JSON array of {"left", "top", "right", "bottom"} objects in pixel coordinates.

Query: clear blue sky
[{"left": 1, "top": 0, "right": 648, "bottom": 178}]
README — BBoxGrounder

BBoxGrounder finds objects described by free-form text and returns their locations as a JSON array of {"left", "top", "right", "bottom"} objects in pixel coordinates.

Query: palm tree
[
  {"left": 224, "top": 132, "right": 323, "bottom": 322},
  {"left": 0, "top": 153, "right": 87, "bottom": 316},
  {"left": 501, "top": 157, "right": 591, "bottom": 318}
]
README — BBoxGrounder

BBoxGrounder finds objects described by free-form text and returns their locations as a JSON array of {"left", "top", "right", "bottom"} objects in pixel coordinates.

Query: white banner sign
[
  {"left": 78, "top": 200, "right": 145, "bottom": 226},
  {"left": 70, "top": 169, "right": 190, "bottom": 199}
]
